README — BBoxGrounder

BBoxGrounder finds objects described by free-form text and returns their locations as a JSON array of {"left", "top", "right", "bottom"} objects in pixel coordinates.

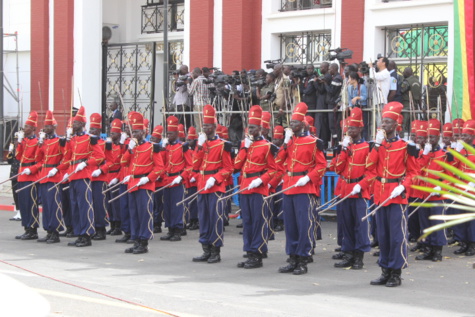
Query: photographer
[
  {"left": 347, "top": 71, "right": 369, "bottom": 139},
  {"left": 315, "top": 62, "right": 329, "bottom": 141},
  {"left": 272, "top": 64, "right": 292, "bottom": 127},
  {"left": 301, "top": 65, "right": 318, "bottom": 120},
  {"left": 188, "top": 67, "right": 212, "bottom": 127},
  {"left": 324, "top": 63, "right": 343, "bottom": 147},
  {"left": 173, "top": 65, "right": 191, "bottom": 126},
  {"left": 368, "top": 56, "right": 391, "bottom": 104},
  {"left": 256, "top": 72, "right": 275, "bottom": 112}
]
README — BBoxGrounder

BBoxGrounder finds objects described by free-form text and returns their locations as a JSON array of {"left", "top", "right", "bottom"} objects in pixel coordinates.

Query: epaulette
[
  {"left": 446, "top": 152, "right": 454, "bottom": 162},
  {"left": 90, "top": 136, "right": 98, "bottom": 145},
  {"left": 153, "top": 143, "right": 161, "bottom": 153},
  {"left": 407, "top": 143, "right": 419, "bottom": 158},
  {"left": 59, "top": 138, "right": 66, "bottom": 147},
  {"left": 316, "top": 139, "right": 324, "bottom": 151},
  {"left": 105, "top": 142, "right": 112, "bottom": 151},
  {"left": 224, "top": 141, "right": 232, "bottom": 153},
  {"left": 270, "top": 143, "right": 279, "bottom": 156},
  {"left": 182, "top": 142, "right": 189, "bottom": 152}
]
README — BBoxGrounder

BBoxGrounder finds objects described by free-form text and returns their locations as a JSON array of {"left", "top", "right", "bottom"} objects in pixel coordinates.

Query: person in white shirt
[{"left": 368, "top": 57, "right": 391, "bottom": 105}]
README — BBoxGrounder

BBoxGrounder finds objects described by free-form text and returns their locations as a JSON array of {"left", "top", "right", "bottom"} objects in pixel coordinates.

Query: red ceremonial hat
[
  {"left": 309, "top": 126, "right": 317, "bottom": 135},
  {"left": 462, "top": 120, "right": 475, "bottom": 135},
  {"left": 110, "top": 118, "right": 122, "bottom": 133},
  {"left": 340, "top": 118, "right": 349, "bottom": 134},
  {"left": 397, "top": 114, "right": 403, "bottom": 132},
  {"left": 453, "top": 118, "right": 465, "bottom": 134},
  {"left": 216, "top": 124, "right": 223, "bottom": 138},
  {"left": 442, "top": 123, "right": 453, "bottom": 137},
  {"left": 203, "top": 105, "right": 216, "bottom": 124},
  {"left": 273, "top": 126, "right": 284, "bottom": 139},
  {"left": 67, "top": 118, "right": 73, "bottom": 129},
  {"left": 187, "top": 126, "right": 198, "bottom": 140},
  {"left": 291, "top": 102, "right": 308, "bottom": 122},
  {"left": 128, "top": 112, "right": 144, "bottom": 130},
  {"left": 167, "top": 115, "right": 179, "bottom": 132},
  {"left": 25, "top": 111, "right": 38, "bottom": 127},
  {"left": 152, "top": 125, "right": 163, "bottom": 139},
  {"left": 144, "top": 118, "right": 150, "bottom": 133},
  {"left": 348, "top": 107, "right": 364, "bottom": 127},
  {"left": 305, "top": 115, "right": 315, "bottom": 127},
  {"left": 382, "top": 102, "right": 403, "bottom": 122},
  {"left": 90, "top": 113, "right": 102, "bottom": 129},
  {"left": 73, "top": 106, "right": 87, "bottom": 123},
  {"left": 221, "top": 126, "right": 229, "bottom": 139},
  {"left": 44, "top": 110, "right": 57, "bottom": 126},
  {"left": 428, "top": 119, "right": 441, "bottom": 136},
  {"left": 178, "top": 124, "right": 185, "bottom": 138},
  {"left": 248, "top": 105, "right": 262, "bottom": 126},
  {"left": 415, "top": 120, "right": 428, "bottom": 137},
  {"left": 411, "top": 120, "right": 419, "bottom": 134},
  {"left": 261, "top": 111, "right": 271, "bottom": 129}
]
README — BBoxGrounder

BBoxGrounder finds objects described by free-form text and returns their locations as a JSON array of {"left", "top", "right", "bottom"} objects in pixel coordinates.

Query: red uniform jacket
[
  {"left": 275, "top": 134, "right": 326, "bottom": 196},
  {"left": 100, "top": 141, "right": 122, "bottom": 182},
  {"left": 92, "top": 139, "right": 108, "bottom": 182},
  {"left": 16, "top": 135, "right": 40, "bottom": 182},
  {"left": 417, "top": 146, "right": 453, "bottom": 201},
  {"left": 118, "top": 139, "right": 130, "bottom": 182},
  {"left": 192, "top": 136, "right": 233, "bottom": 194},
  {"left": 183, "top": 145, "right": 198, "bottom": 189},
  {"left": 33, "top": 135, "right": 67, "bottom": 183},
  {"left": 454, "top": 143, "right": 475, "bottom": 181},
  {"left": 162, "top": 141, "right": 192, "bottom": 187},
  {"left": 328, "top": 149, "right": 342, "bottom": 197},
  {"left": 234, "top": 136, "right": 278, "bottom": 195}
]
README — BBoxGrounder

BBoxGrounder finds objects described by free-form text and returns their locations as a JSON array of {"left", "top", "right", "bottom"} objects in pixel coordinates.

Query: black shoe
[
  {"left": 66, "top": 228, "right": 78, "bottom": 238},
  {"left": 465, "top": 242, "right": 475, "bottom": 256},
  {"left": 115, "top": 233, "right": 131, "bottom": 243},
  {"left": 370, "top": 268, "right": 391, "bottom": 285},
  {"left": 370, "top": 240, "right": 379, "bottom": 248},
  {"left": 244, "top": 253, "right": 263, "bottom": 269},
  {"left": 332, "top": 252, "right": 345, "bottom": 260},
  {"left": 37, "top": 231, "right": 52, "bottom": 243},
  {"left": 160, "top": 229, "right": 173, "bottom": 241},
  {"left": 153, "top": 225, "right": 162, "bottom": 234},
  {"left": 351, "top": 251, "right": 365, "bottom": 270},
  {"left": 92, "top": 228, "right": 106, "bottom": 241},
  {"left": 447, "top": 237, "right": 458, "bottom": 245},
  {"left": 432, "top": 246, "right": 443, "bottom": 261},
  {"left": 21, "top": 228, "right": 38, "bottom": 240},
  {"left": 224, "top": 220, "right": 229, "bottom": 227},
  {"left": 59, "top": 226, "right": 73, "bottom": 237},
  {"left": 106, "top": 222, "right": 114, "bottom": 235},
  {"left": 238, "top": 252, "right": 252, "bottom": 268},
  {"left": 454, "top": 242, "right": 468, "bottom": 255},
  {"left": 126, "top": 239, "right": 136, "bottom": 244},
  {"left": 68, "top": 237, "right": 82, "bottom": 246},
  {"left": 46, "top": 232, "right": 60, "bottom": 244},
  {"left": 189, "top": 220, "right": 199, "bottom": 230},
  {"left": 15, "top": 229, "right": 28, "bottom": 240},
  {"left": 292, "top": 257, "right": 309, "bottom": 275},
  {"left": 279, "top": 256, "right": 298, "bottom": 273},
  {"left": 386, "top": 269, "right": 402, "bottom": 287},
  {"left": 334, "top": 247, "right": 342, "bottom": 252},
  {"left": 416, "top": 246, "right": 434, "bottom": 260},
  {"left": 236, "top": 223, "right": 243, "bottom": 228},
  {"left": 334, "top": 252, "right": 354, "bottom": 268},
  {"left": 410, "top": 243, "right": 424, "bottom": 252},
  {"left": 207, "top": 246, "right": 221, "bottom": 263},
  {"left": 170, "top": 229, "right": 182, "bottom": 242},
  {"left": 125, "top": 240, "right": 140, "bottom": 253},
  {"left": 133, "top": 240, "right": 149, "bottom": 254},
  {"left": 76, "top": 235, "right": 92, "bottom": 247},
  {"left": 373, "top": 251, "right": 380, "bottom": 257},
  {"left": 181, "top": 228, "right": 187, "bottom": 236},
  {"left": 110, "top": 223, "right": 123, "bottom": 236},
  {"left": 274, "top": 224, "right": 284, "bottom": 232},
  {"left": 193, "top": 244, "right": 211, "bottom": 262}
]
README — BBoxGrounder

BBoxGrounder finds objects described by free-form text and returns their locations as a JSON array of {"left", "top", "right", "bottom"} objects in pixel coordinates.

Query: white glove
[
  {"left": 161, "top": 137, "right": 169, "bottom": 148},
  {"left": 91, "top": 169, "right": 102, "bottom": 177},
  {"left": 431, "top": 186, "right": 442, "bottom": 196},
  {"left": 342, "top": 135, "right": 351, "bottom": 148},
  {"left": 190, "top": 177, "right": 196, "bottom": 183},
  {"left": 248, "top": 178, "right": 263, "bottom": 189},
  {"left": 244, "top": 137, "right": 252, "bottom": 149},
  {"left": 137, "top": 176, "right": 149, "bottom": 186},
  {"left": 39, "top": 131, "right": 46, "bottom": 142},
  {"left": 128, "top": 139, "right": 136, "bottom": 150},
  {"left": 451, "top": 141, "right": 457, "bottom": 149},
  {"left": 122, "top": 175, "right": 131, "bottom": 184},
  {"left": 8, "top": 143, "right": 14, "bottom": 152},
  {"left": 171, "top": 176, "right": 182, "bottom": 185},
  {"left": 106, "top": 137, "right": 112, "bottom": 143},
  {"left": 423, "top": 143, "right": 432, "bottom": 155},
  {"left": 120, "top": 132, "right": 127, "bottom": 144},
  {"left": 468, "top": 182, "right": 475, "bottom": 188},
  {"left": 375, "top": 129, "right": 385, "bottom": 145},
  {"left": 17, "top": 131, "right": 24, "bottom": 143},
  {"left": 284, "top": 128, "right": 293, "bottom": 144},
  {"left": 295, "top": 175, "right": 310, "bottom": 187},
  {"left": 22, "top": 168, "right": 31, "bottom": 175},
  {"left": 66, "top": 128, "right": 72, "bottom": 139},
  {"left": 268, "top": 183, "right": 272, "bottom": 189},
  {"left": 204, "top": 177, "right": 216, "bottom": 190},
  {"left": 390, "top": 185, "right": 405, "bottom": 199},
  {"left": 415, "top": 144, "right": 420, "bottom": 150},
  {"left": 74, "top": 162, "right": 87, "bottom": 173},
  {"left": 109, "top": 178, "right": 118, "bottom": 186},
  {"left": 455, "top": 141, "right": 464, "bottom": 152},
  {"left": 62, "top": 173, "right": 69, "bottom": 182},
  {"left": 47, "top": 168, "right": 58, "bottom": 178},
  {"left": 350, "top": 184, "right": 362, "bottom": 196},
  {"left": 198, "top": 132, "right": 207, "bottom": 146}
]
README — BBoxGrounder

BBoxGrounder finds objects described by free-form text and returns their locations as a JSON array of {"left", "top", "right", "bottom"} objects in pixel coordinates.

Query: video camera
[
  {"left": 328, "top": 48, "right": 353, "bottom": 63},
  {"left": 264, "top": 59, "right": 282, "bottom": 70}
]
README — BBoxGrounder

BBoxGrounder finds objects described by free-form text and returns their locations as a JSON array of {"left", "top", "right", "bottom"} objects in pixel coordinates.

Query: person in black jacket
[
  {"left": 301, "top": 65, "right": 318, "bottom": 121},
  {"left": 6, "top": 137, "right": 21, "bottom": 220},
  {"left": 325, "top": 63, "right": 343, "bottom": 148}
]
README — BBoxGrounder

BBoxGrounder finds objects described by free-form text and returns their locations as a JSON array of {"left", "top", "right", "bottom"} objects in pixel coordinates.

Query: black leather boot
[
  {"left": 68, "top": 236, "right": 82, "bottom": 246},
  {"left": 386, "top": 269, "right": 402, "bottom": 287},
  {"left": 125, "top": 240, "right": 140, "bottom": 253},
  {"left": 160, "top": 228, "right": 173, "bottom": 241},
  {"left": 278, "top": 255, "right": 298, "bottom": 273},
  {"left": 21, "top": 228, "right": 38, "bottom": 240},
  {"left": 207, "top": 246, "right": 221, "bottom": 263},
  {"left": 370, "top": 267, "right": 391, "bottom": 285},
  {"left": 334, "top": 251, "right": 354, "bottom": 268},
  {"left": 274, "top": 219, "right": 284, "bottom": 232},
  {"left": 410, "top": 242, "right": 424, "bottom": 252},
  {"left": 465, "top": 242, "right": 475, "bottom": 256},
  {"left": 332, "top": 252, "right": 345, "bottom": 260},
  {"left": 170, "top": 228, "right": 182, "bottom": 242},
  {"left": 115, "top": 233, "right": 131, "bottom": 243},
  {"left": 15, "top": 228, "right": 28, "bottom": 240},
  {"left": 111, "top": 222, "right": 123, "bottom": 236},
  {"left": 432, "top": 246, "right": 443, "bottom": 261},
  {"left": 244, "top": 253, "right": 263, "bottom": 269},
  {"left": 416, "top": 246, "right": 434, "bottom": 260},
  {"left": 181, "top": 228, "right": 187, "bottom": 236},
  {"left": 189, "top": 219, "right": 199, "bottom": 230},
  {"left": 293, "top": 256, "right": 309, "bottom": 275},
  {"left": 37, "top": 231, "right": 52, "bottom": 243},
  {"left": 46, "top": 231, "right": 60, "bottom": 244},
  {"left": 351, "top": 251, "right": 365, "bottom": 270},
  {"left": 133, "top": 239, "right": 149, "bottom": 254},
  {"left": 237, "top": 252, "right": 251, "bottom": 268},
  {"left": 59, "top": 226, "right": 73, "bottom": 237},
  {"left": 106, "top": 222, "right": 114, "bottom": 235},
  {"left": 76, "top": 235, "right": 92, "bottom": 247},
  {"left": 92, "top": 228, "right": 106, "bottom": 241},
  {"left": 193, "top": 244, "right": 211, "bottom": 262},
  {"left": 454, "top": 242, "right": 468, "bottom": 254},
  {"left": 153, "top": 223, "right": 162, "bottom": 233}
]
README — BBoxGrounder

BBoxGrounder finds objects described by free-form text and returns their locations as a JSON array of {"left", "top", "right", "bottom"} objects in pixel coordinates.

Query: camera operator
[
  {"left": 322, "top": 63, "right": 343, "bottom": 147},
  {"left": 272, "top": 64, "right": 292, "bottom": 127},
  {"left": 301, "top": 65, "right": 318, "bottom": 121},
  {"left": 368, "top": 56, "right": 391, "bottom": 104},
  {"left": 173, "top": 65, "right": 191, "bottom": 126},
  {"left": 315, "top": 62, "right": 329, "bottom": 141},
  {"left": 400, "top": 67, "right": 421, "bottom": 135},
  {"left": 256, "top": 72, "right": 276, "bottom": 112},
  {"left": 347, "top": 71, "right": 369, "bottom": 139},
  {"left": 188, "top": 67, "right": 212, "bottom": 127}
]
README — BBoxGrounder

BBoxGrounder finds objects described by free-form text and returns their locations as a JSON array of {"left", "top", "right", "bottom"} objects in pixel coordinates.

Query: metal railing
[
  {"left": 280, "top": 0, "right": 332, "bottom": 12},
  {"left": 141, "top": 1, "right": 184, "bottom": 34}
]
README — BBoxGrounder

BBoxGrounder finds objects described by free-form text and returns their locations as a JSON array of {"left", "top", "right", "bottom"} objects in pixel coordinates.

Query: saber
[
  {"left": 154, "top": 182, "right": 173, "bottom": 194},
  {"left": 264, "top": 184, "right": 297, "bottom": 200},
  {"left": 225, "top": 184, "right": 239, "bottom": 194},
  {"left": 318, "top": 192, "right": 352, "bottom": 215},
  {"left": 0, "top": 173, "right": 22, "bottom": 185},
  {"left": 63, "top": 186, "right": 70, "bottom": 191},
  {"left": 361, "top": 196, "right": 393, "bottom": 222},
  {"left": 48, "top": 170, "right": 79, "bottom": 192},
  {"left": 109, "top": 184, "right": 139, "bottom": 203},
  {"left": 185, "top": 194, "right": 199, "bottom": 206},
  {"left": 102, "top": 180, "right": 123, "bottom": 194},
  {"left": 274, "top": 198, "right": 283, "bottom": 204},
  {"left": 315, "top": 195, "right": 341, "bottom": 212},
  {"left": 217, "top": 186, "right": 249, "bottom": 202},
  {"left": 176, "top": 188, "right": 205, "bottom": 206},
  {"left": 408, "top": 194, "right": 433, "bottom": 218},
  {"left": 15, "top": 175, "right": 49, "bottom": 193},
  {"left": 111, "top": 188, "right": 120, "bottom": 194}
]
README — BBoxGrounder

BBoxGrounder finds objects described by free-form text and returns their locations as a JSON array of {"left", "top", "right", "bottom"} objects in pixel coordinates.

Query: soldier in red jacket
[
  {"left": 360, "top": 102, "right": 418, "bottom": 287},
  {"left": 34, "top": 110, "right": 67, "bottom": 243},
  {"left": 60, "top": 106, "right": 105, "bottom": 247},
  {"left": 121, "top": 112, "right": 164, "bottom": 254},
  {"left": 234, "top": 105, "right": 278, "bottom": 269},
  {"left": 333, "top": 107, "right": 371, "bottom": 269},
  {"left": 15, "top": 111, "right": 41, "bottom": 240},
  {"left": 184, "top": 126, "right": 199, "bottom": 230},
  {"left": 268, "top": 126, "right": 285, "bottom": 232},
  {"left": 150, "top": 124, "right": 165, "bottom": 234},
  {"left": 275, "top": 102, "right": 327, "bottom": 275},
  {"left": 192, "top": 105, "right": 233, "bottom": 264}
]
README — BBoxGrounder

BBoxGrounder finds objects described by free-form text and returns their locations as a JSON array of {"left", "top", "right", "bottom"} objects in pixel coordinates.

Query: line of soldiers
[{"left": 11, "top": 102, "right": 475, "bottom": 287}]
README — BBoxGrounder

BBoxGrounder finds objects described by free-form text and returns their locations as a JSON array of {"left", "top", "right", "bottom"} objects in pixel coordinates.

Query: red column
[
  {"left": 222, "top": 0, "right": 262, "bottom": 73},
  {"left": 30, "top": 0, "right": 49, "bottom": 124},
  {"left": 341, "top": 0, "right": 365, "bottom": 64},
  {"left": 54, "top": 0, "right": 74, "bottom": 133},
  {"left": 189, "top": 0, "right": 214, "bottom": 69}
]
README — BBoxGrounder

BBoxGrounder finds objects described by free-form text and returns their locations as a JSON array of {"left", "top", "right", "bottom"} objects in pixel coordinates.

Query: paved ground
[{"left": 0, "top": 194, "right": 474, "bottom": 317}]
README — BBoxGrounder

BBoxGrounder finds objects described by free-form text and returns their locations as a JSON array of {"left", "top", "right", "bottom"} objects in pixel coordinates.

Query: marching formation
[{"left": 7, "top": 100, "right": 475, "bottom": 288}]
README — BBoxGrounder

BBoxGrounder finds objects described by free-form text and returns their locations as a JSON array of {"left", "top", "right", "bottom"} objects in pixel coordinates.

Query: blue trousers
[
  {"left": 283, "top": 194, "right": 317, "bottom": 257},
  {"left": 39, "top": 183, "right": 64, "bottom": 232},
  {"left": 129, "top": 189, "right": 154, "bottom": 240},
  {"left": 91, "top": 181, "right": 109, "bottom": 229},
  {"left": 418, "top": 203, "right": 447, "bottom": 246},
  {"left": 61, "top": 184, "right": 72, "bottom": 227},
  {"left": 336, "top": 201, "right": 343, "bottom": 246},
  {"left": 312, "top": 197, "right": 322, "bottom": 243},
  {"left": 184, "top": 186, "right": 198, "bottom": 222},
  {"left": 272, "top": 184, "right": 283, "bottom": 221},
  {"left": 447, "top": 203, "right": 464, "bottom": 242},
  {"left": 340, "top": 198, "right": 371, "bottom": 252},
  {"left": 18, "top": 181, "right": 40, "bottom": 229},
  {"left": 119, "top": 184, "right": 131, "bottom": 234},
  {"left": 241, "top": 194, "right": 269, "bottom": 254},
  {"left": 108, "top": 189, "right": 120, "bottom": 222},
  {"left": 69, "top": 179, "right": 95, "bottom": 236},
  {"left": 163, "top": 185, "right": 185, "bottom": 229},
  {"left": 451, "top": 207, "right": 475, "bottom": 243},
  {"left": 376, "top": 204, "right": 408, "bottom": 269},
  {"left": 154, "top": 189, "right": 164, "bottom": 226},
  {"left": 197, "top": 192, "right": 225, "bottom": 247},
  {"left": 407, "top": 197, "right": 421, "bottom": 240}
]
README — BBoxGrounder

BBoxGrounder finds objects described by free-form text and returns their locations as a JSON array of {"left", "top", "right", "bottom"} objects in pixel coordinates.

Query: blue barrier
[
  {"left": 320, "top": 171, "right": 339, "bottom": 211},
  {"left": 232, "top": 172, "right": 240, "bottom": 206}
]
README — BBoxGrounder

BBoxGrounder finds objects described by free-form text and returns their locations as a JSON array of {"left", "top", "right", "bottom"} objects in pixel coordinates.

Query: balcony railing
[
  {"left": 280, "top": 0, "right": 332, "bottom": 12},
  {"left": 141, "top": 1, "right": 184, "bottom": 34}
]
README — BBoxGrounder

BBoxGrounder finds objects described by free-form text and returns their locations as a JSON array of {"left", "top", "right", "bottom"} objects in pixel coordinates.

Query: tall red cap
[
  {"left": 178, "top": 124, "right": 185, "bottom": 138},
  {"left": 415, "top": 120, "right": 428, "bottom": 137},
  {"left": 110, "top": 118, "right": 122, "bottom": 133},
  {"left": 25, "top": 111, "right": 38, "bottom": 127},
  {"left": 203, "top": 105, "right": 216, "bottom": 124},
  {"left": 73, "top": 106, "right": 87, "bottom": 123},
  {"left": 273, "top": 126, "right": 284, "bottom": 139},
  {"left": 261, "top": 111, "right": 271, "bottom": 129},
  {"left": 248, "top": 105, "right": 262, "bottom": 126},
  {"left": 167, "top": 116, "right": 179, "bottom": 132},
  {"left": 90, "top": 113, "right": 102, "bottom": 129},
  {"left": 187, "top": 126, "right": 197, "bottom": 140},
  {"left": 428, "top": 119, "right": 441, "bottom": 136},
  {"left": 453, "top": 118, "right": 465, "bottom": 134},
  {"left": 348, "top": 107, "right": 364, "bottom": 127},
  {"left": 397, "top": 114, "right": 403, "bottom": 132},
  {"left": 382, "top": 102, "right": 403, "bottom": 122},
  {"left": 305, "top": 115, "right": 314, "bottom": 127},
  {"left": 291, "top": 102, "right": 308, "bottom": 122},
  {"left": 411, "top": 120, "right": 419, "bottom": 134},
  {"left": 152, "top": 125, "right": 163, "bottom": 138},
  {"left": 221, "top": 126, "right": 229, "bottom": 139},
  {"left": 128, "top": 112, "right": 144, "bottom": 130},
  {"left": 44, "top": 110, "right": 57, "bottom": 126},
  {"left": 144, "top": 118, "right": 150, "bottom": 133},
  {"left": 462, "top": 120, "right": 475, "bottom": 135},
  {"left": 216, "top": 124, "right": 223, "bottom": 138},
  {"left": 442, "top": 122, "right": 453, "bottom": 137}
]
